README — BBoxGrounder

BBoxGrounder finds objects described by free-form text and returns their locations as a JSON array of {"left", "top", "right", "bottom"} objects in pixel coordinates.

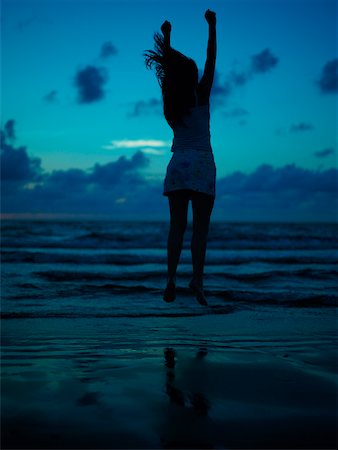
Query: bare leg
[
  {"left": 164, "top": 191, "right": 189, "bottom": 302},
  {"left": 190, "top": 192, "right": 214, "bottom": 304}
]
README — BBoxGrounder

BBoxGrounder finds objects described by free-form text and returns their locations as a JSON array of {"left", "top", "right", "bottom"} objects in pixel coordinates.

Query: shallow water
[
  {"left": 2, "top": 310, "right": 337, "bottom": 449},
  {"left": 2, "top": 220, "right": 337, "bottom": 320},
  {"left": 1, "top": 220, "right": 337, "bottom": 448}
]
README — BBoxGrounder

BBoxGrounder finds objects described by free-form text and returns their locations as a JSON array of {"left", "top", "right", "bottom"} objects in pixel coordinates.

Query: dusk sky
[{"left": 1, "top": 0, "right": 337, "bottom": 221}]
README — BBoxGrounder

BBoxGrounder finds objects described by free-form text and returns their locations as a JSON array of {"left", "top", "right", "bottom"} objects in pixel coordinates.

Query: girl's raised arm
[
  {"left": 161, "top": 20, "right": 172, "bottom": 49},
  {"left": 198, "top": 10, "right": 216, "bottom": 104}
]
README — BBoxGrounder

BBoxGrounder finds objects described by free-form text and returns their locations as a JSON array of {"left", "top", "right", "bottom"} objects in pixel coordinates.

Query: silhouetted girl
[{"left": 144, "top": 10, "right": 217, "bottom": 305}]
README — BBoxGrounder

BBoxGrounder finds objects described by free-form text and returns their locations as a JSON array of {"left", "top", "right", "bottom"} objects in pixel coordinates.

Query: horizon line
[{"left": 1, "top": 213, "right": 337, "bottom": 224}]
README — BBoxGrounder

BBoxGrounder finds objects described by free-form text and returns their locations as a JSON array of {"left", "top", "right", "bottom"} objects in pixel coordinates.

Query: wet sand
[{"left": 1, "top": 306, "right": 337, "bottom": 449}]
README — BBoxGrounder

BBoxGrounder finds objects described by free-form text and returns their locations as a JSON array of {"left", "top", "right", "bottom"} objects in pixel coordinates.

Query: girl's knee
[
  {"left": 170, "top": 219, "right": 187, "bottom": 234},
  {"left": 192, "top": 218, "right": 210, "bottom": 234}
]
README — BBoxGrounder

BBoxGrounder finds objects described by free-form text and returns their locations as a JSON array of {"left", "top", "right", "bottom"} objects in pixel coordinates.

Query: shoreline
[{"left": 2, "top": 306, "right": 337, "bottom": 449}]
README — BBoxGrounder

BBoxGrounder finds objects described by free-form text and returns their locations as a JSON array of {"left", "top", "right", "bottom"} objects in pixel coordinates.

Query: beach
[
  {"left": 1, "top": 220, "right": 337, "bottom": 449},
  {"left": 2, "top": 309, "right": 337, "bottom": 449}
]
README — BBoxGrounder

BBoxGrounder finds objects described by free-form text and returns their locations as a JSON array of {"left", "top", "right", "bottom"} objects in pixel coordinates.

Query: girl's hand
[
  {"left": 205, "top": 9, "right": 216, "bottom": 26},
  {"left": 161, "top": 20, "right": 172, "bottom": 35}
]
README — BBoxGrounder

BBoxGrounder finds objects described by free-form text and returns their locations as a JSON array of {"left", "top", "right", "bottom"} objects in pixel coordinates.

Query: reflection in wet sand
[{"left": 161, "top": 347, "right": 215, "bottom": 449}]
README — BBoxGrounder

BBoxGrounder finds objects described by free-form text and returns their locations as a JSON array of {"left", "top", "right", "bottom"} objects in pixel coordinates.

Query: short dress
[{"left": 163, "top": 104, "right": 216, "bottom": 197}]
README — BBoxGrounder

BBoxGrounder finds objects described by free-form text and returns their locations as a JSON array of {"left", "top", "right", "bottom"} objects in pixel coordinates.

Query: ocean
[
  {"left": 2, "top": 220, "right": 337, "bottom": 449},
  {"left": 1, "top": 220, "right": 337, "bottom": 318}
]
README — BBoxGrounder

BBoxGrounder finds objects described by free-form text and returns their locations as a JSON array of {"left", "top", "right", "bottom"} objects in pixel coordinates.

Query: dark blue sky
[{"left": 1, "top": 0, "right": 337, "bottom": 220}]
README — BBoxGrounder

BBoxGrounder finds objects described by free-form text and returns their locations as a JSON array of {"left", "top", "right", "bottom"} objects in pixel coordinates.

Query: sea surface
[
  {"left": 1, "top": 220, "right": 337, "bottom": 318},
  {"left": 2, "top": 220, "right": 337, "bottom": 449}
]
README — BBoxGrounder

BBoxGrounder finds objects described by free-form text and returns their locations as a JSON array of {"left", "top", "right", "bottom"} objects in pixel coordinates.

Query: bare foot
[
  {"left": 163, "top": 281, "right": 176, "bottom": 302},
  {"left": 189, "top": 280, "right": 208, "bottom": 306}
]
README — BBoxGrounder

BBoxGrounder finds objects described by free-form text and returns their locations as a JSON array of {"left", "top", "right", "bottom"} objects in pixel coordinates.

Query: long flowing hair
[{"left": 144, "top": 33, "right": 198, "bottom": 128}]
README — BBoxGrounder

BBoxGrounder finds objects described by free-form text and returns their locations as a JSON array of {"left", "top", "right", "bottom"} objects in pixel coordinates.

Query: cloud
[
  {"left": 54, "top": 41, "right": 116, "bottom": 104},
  {"left": 251, "top": 49, "right": 279, "bottom": 74},
  {"left": 290, "top": 122, "right": 314, "bottom": 133},
  {"left": 128, "top": 98, "right": 162, "bottom": 117},
  {"left": 210, "top": 48, "right": 278, "bottom": 108},
  {"left": 1, "top": 124, "right": 43, "bottom": 191},
  {"left": 223, "top": 107, "right": 249, "bottom": 119},
  {"left": 17, "top": 17, "right": 38, "bottom": 31},
  {"left": 135, "top": 49, "right": 278, "bottom": 116},
  {"left": 217, "top": 164, "right": 336, "bottom": 194},
  {"left": 102, "top": 139, "right": 170, "bottom": 156},
  {"left": 1, "top": 144, "right": 41, "bottom": 184},
  {"left": 41, "top": 151, "right": 148, "bottom": 194},
  {"left": 2, "top": 123, "right": 336, "bottom": 221},
  {"left": 231, "top": 71, "right": 249, "bottom": 87},
  {"left": 314, "top": 148, "right": 335, "bottom": 158},
  {"left": 210, "top": 71, "right": 232, "bottom": 108},
  {"left": 89, "top": 151, "right": 149, "bottom": 187},
  {"left": 1, "top": 122, "right": 151, "bottom": 213},
  {"left": 215, "top": 164, "right": 337, "bottom": 221},
  {"left": 43, "top": 90, "right": 58, "bottom": 103},
  {"left": 318, "top": 58, "right": 338, "bottom": 93},
  {"left": 74, "top": 65, "right": 108, "bottom": 103},
  {"left": 216, "top": 164, "right": 337, "bottom": 221},
  {"left": 229, "top": 48, "right": 278, "bottom": 87},
  {"left": 140, "top": 148, "right": 165, "bottom": 155},
  {"left": 102, "top": 139, "right": 172, "bottom": 156},
  {"left": 17, "top": 16, "right": 53, "bottom": 32},
  {"left": 211, "top": 70, "right": 231, "bottom": 96},
  {"left": 276, "top": 122, "right": 315, "bottom": 136},
  {"left": 2, "top": 154, "right": 150, "bottom": 215},
  {"left": 4, "top": 120, "right": 16, "bottom": 141},
  {"left": 104, "top": 139, "right": 171, "bottom": 150},
  {"left": 100, "top": 41, "right": 118, "bottom": 59}
]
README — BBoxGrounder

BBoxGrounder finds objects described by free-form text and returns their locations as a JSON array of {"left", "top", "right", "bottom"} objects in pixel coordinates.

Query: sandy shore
[{"left": 1, "top": 306, "right": 337, "bottom": 449}]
